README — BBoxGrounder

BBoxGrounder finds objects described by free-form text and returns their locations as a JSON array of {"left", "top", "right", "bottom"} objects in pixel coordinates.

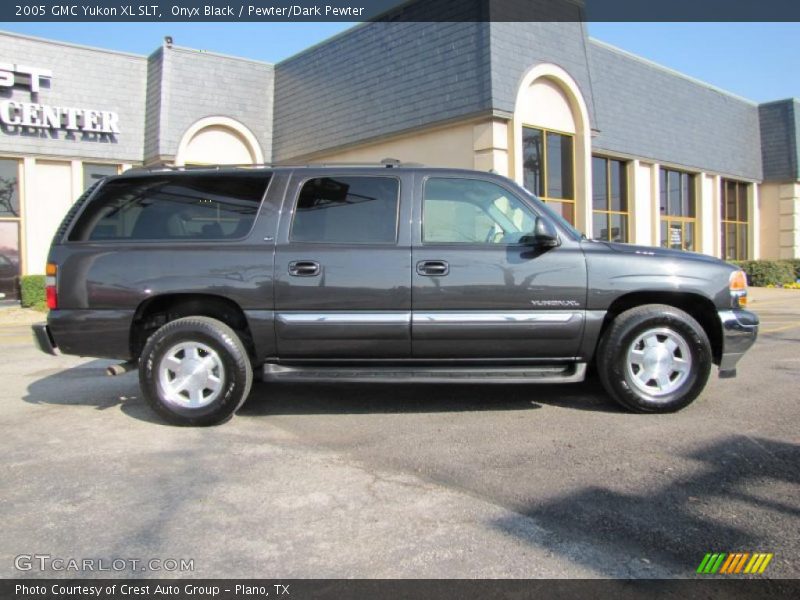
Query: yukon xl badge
[{"left": 530, "top": 300, "right": 581, "bottom": 307}]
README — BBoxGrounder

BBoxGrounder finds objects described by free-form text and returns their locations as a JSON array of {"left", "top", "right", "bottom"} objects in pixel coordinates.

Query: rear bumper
[
  {"left": 718, "top": 309, "right": 759, "bottom": 377},
  {"left": 32, "top": 322, "right": 58, "bottom": 355}
]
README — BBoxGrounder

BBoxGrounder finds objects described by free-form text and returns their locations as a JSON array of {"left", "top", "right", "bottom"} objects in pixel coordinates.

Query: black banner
[
  {"left": 3, "top": 0, "right": 800, "bottom": 22},
  {"left": 4, "top": 579, "right": 800, "bottom": 600}
]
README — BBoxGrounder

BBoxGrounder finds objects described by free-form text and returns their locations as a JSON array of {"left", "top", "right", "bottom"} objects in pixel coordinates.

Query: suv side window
[
  {"left": 423, "top": 178, "right": 536, "bottom": 244},
  {"left": 290, "top": 176, "right": 399, "bottom": 244},
  {"left": 68, "top": 173, "right": 270, "bottom": 242}
]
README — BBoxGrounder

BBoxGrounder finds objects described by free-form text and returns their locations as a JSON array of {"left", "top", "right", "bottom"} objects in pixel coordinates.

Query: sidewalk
[
  {"left": 0, "top": 304, "right": 45, "bottom": 327},
  {"left": 747, "top": 286, "right": 800, "bottom": 305}
]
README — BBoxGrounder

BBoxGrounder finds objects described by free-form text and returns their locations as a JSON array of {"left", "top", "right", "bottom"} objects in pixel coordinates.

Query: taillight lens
[
  {"left": 45, "top": 263, "right": 57, "bottom": 310},
  {"left": 729, "top": 270, "right": 747, "bottom": 308}
]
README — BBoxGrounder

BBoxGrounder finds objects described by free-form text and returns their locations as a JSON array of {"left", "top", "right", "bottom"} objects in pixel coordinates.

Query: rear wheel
[
  {"left": 597, "top": 304, "right": 712, "bottom": 413},
  {"left": 139, "top": 316, "right": 252, "bottom": 426}
]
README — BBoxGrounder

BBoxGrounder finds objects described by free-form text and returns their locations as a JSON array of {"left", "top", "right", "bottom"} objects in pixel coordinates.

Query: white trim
[
  {"left": 174, "top": 116, "right": 264, "bottom": 167},
  {"left": 513, "top": 63, "right": 593, "bottom": 236}
]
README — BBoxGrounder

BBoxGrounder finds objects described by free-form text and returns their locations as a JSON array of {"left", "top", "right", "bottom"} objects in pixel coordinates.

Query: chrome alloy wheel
[
  {"left": 157, "top": 341, "right": 224, "bottom": 408},
  {"left": 625, "top": 327, "right": 692, "bottom": 398}
]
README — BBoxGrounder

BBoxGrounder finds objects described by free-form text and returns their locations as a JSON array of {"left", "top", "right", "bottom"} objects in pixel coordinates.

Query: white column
[
  {"left": 21, "top": 157, "right": 36, "bottom": 276},
  {"left": 697, "top": 172, "right": 716, "bottom": 256},
  {"left": 473, "top": 120, "right": 509, "bottom": 176},
  {"left": 749, "top": 183, "right": 760, "bottom": 260},
  {"left": 630, "top": 159, "right": 654, "bottom": 246},
  {"left": 70, "top": 160, "right": 82, "bottom": 201},
  {"left": 778, "top": 183, "right": 800, "bottom": 259},
  {"left": 651, "top": 163, "right": 661, "bottom": 246}
]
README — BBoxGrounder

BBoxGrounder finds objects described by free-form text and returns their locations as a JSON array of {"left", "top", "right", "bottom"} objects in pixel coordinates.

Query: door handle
[
  {"left": 288, "top": 260, "right": 320, "bottom": 277},
  {"left": 416, "top": 260, "right": 449, "bottom": 276}
]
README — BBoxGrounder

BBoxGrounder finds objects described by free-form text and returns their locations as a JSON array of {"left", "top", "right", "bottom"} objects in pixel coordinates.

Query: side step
[{"left": 262, "top": 363, "right": 587, "bottom": 384}]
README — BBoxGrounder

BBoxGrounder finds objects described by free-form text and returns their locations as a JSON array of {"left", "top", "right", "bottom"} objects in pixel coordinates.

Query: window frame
[
  {"left": 82, "top": 162, "right": 121, "bottom": 192},
  {"left": 720, "top": 178, "right": 750, "bottom": 260},
  {"left": 67, "top": 172, "right": 273, "bottom": 245},
  {"left": 521, "top": 124, "right": 577, "bottom": 221},
  {"left": 591, "top": 155, "right": 630, "bottom": 243},
  {"left": 659, "top": 167, "right": 698, "bottom": 252},
  {"left": 0, "top": 156, "right": 22, "bottom": 221},
  {"left": 420, "top": 174, "right": 545, "bottom": 247},
  {"left": 288, "top": 174, "right": 402, "bottom": 246}
]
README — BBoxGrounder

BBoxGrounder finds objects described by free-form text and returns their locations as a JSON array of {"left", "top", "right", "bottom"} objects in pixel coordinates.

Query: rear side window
[
  {"left": 290, "top": 176, "right": 399, "bottom": 244},
  {"left": 68, "top": 173, "right": 270, "bottom": 242}
]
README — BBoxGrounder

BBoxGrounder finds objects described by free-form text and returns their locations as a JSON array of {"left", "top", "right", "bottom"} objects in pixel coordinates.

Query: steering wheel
[{"left": 484, "top": 227, "right": 504, "bottom": 244}]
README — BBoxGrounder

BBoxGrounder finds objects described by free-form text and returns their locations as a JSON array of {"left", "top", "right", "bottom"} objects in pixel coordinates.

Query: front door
[
  {"left": 411, "top": 175, "right": 587, "bottom": 360},
  {"left": 274, "top": 171, "right": 412, "bottom": 359}
]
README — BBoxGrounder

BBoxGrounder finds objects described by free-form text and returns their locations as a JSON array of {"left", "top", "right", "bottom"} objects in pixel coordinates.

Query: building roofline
[
  {"left": 169, "top": 44, "right": 274, "bottom": 67},
  {"left": 758, "top": 97, "right": 800, "bottom": 107},
  {"left": 589, "top": 37, "right": 758, "bottom": 107},
  {"left": 0, "top": 29, "right": 145, "bottom": 60}
]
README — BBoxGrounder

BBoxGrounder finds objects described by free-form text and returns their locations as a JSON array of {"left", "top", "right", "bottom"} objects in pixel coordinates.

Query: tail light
[
  {"left": 729, "top": 270, "right": 747, "bottom": 308},
  {"left": 45, "top": 263, "right": 58, "bottom": 310}
]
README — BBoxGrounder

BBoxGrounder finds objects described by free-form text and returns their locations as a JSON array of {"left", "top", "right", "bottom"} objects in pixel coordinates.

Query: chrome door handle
[
  {"left": 416, "top": 260, "right": 449, "bottom": 276},
  {"left": 288, "top": 260, "right": 320, "bottom": 277}
]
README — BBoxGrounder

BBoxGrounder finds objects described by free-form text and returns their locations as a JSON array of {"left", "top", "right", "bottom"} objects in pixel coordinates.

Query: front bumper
[
  {"left": 32, "top": 322, "right": 58, "bottom": 356},
  {"left": 718, "top": 309, "right": 759, "bottom": 377}
]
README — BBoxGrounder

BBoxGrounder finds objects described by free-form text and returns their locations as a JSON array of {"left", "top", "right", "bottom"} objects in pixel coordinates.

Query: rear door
[
  {"left": 274, "top": 170, "right": 413, "bottom": 359},
  {"left": 411, "top": 174, "right": 587, "bottom": 360}
]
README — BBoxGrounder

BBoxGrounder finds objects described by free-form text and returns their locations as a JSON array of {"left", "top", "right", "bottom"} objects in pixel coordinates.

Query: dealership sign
[{"left": 0, "top": 63, "right": 120, "bottom": 134}]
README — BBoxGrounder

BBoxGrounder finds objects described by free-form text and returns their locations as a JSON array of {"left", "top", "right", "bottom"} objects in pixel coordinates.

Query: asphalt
[{"left": 0, "top": 290, "right": 798, "bottom": 579}]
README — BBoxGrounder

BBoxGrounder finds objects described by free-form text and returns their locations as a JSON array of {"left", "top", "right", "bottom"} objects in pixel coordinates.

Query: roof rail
[{"left": 129, "top": 158, "right": 424, "bottom": 173}]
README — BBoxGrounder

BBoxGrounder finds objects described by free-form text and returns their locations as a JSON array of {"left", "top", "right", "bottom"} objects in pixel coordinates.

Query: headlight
[{"left": 729, "top": 270, "right": 748, "bottom": 308}]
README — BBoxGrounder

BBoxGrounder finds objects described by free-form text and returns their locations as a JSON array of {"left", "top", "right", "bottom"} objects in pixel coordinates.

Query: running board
[{"left": 262, "top": 363, "right": 587, "bottom": 384}]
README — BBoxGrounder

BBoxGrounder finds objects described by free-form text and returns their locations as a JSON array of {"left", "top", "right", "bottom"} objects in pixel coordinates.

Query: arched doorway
[
  {"left": 513, "top": 64, "right": 592, "bottom": 236},
  {"left": 175, "top": 117, "right": 264, "bottom": 166}
]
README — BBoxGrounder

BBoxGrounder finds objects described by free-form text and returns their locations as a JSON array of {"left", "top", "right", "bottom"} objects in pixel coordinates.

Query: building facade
[{"left": 0, "top": 22, "right": 799, "bottom": 298}]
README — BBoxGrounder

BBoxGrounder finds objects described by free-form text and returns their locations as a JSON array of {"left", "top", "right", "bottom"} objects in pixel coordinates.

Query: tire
[
  {"left": 596, "top": 304, "right": 712, "bottom": 413},
  {"left": 139, "top": 316, "right": 253, "bottom": 426}
]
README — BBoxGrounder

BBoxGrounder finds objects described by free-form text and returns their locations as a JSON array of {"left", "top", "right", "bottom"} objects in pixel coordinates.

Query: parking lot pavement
[{"left": 0, "top": 293, "right": 798, "bottom": 579}]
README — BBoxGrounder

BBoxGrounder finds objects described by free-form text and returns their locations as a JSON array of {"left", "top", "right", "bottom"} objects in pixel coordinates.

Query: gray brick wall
[
  {"left": 0, "top": 31, "right": 146, "bottom": 162},
  {"left": 143, "top": 48, "right": 163, "bottom": 163},
  {"left": 489, "top": 21, "right": 597, "bottom": 124},
  {"left": 588, "top": 40, "right": 763, "bottom": 181},
  {"left": 759, "top": 99, "right": 799, "bottom": 182},
  {"left": 155, "top": 46, "right": 273, "bottom": 162},
  {"left": 273, "top": 21, "right": 492, "bottom": 161}
]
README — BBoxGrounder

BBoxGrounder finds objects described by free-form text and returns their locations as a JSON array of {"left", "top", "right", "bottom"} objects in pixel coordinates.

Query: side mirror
[{"left": 521, "top": 216, "right": 560, "bottom": 248}]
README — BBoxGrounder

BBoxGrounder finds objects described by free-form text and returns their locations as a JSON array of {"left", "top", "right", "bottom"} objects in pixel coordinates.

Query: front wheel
[
  {"left": 139, "top": 316, "right": 253, "bottom": 426},
  {"left": 597, "top": 304, "right": 712, "bottom": 413}
]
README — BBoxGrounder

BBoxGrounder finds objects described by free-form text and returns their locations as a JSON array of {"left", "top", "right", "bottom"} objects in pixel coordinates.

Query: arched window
[{"left": 175, "top": 117, "right": 264, "bottom": 166}]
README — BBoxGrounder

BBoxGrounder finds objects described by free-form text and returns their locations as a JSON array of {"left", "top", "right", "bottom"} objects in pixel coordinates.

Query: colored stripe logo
[{"left": 697, "top": 552, "right": 773, "bottom": 574}]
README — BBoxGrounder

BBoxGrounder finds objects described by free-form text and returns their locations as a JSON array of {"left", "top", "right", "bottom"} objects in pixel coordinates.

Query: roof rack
[{"left": 130, "top": 157, "right": 424, "bottom": 173}]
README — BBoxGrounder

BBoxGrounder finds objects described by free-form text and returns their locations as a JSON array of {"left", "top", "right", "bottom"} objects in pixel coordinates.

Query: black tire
[
  {"left": 596, "top": 304, "right": 712, "bottom": 413},
  {"left": 139, "top": 316, "right": 253, "bottom": 426}
]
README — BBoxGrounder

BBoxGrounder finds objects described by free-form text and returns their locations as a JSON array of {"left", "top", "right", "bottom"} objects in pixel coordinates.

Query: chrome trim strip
[
  {"left": 413, "top": 311, "right": 578, "bottom": 324},
  {"left": 277, "top": 312, "right": 411, "bottom": 324}
]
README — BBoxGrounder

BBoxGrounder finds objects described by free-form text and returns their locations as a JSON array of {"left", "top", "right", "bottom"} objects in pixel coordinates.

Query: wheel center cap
[
  {"left": 179, "top": 358, "right": 205, "bottom": 378},
  {"left": 644, "top": 347, "right": 672, "bottom": 372}
]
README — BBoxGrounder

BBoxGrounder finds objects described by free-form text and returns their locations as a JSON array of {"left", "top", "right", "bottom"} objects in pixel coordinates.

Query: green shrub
[
  {"left": 729, "top": 260, "right": 796, "bottom": 287},
  {"left": 19, "top": 275, "right": 46, "bottom": 309},
  {"left": 787, "top": 259, "right": 800, "bottom": 281}
]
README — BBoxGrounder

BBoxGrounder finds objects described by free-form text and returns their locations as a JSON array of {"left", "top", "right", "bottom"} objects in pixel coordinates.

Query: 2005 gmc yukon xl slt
[{"left": 32, "top": 164, "right": 758, "bottom": 425}]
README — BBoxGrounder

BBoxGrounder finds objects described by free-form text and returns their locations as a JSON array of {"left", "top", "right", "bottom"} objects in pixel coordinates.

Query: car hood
[{"left": 587, "top": 240, "right": 734, "bottom": 268}]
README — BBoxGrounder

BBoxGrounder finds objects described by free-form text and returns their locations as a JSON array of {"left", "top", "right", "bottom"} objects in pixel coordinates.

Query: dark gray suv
[{"left": 32, "top": 164, "right": 758, "bottom": 425}]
